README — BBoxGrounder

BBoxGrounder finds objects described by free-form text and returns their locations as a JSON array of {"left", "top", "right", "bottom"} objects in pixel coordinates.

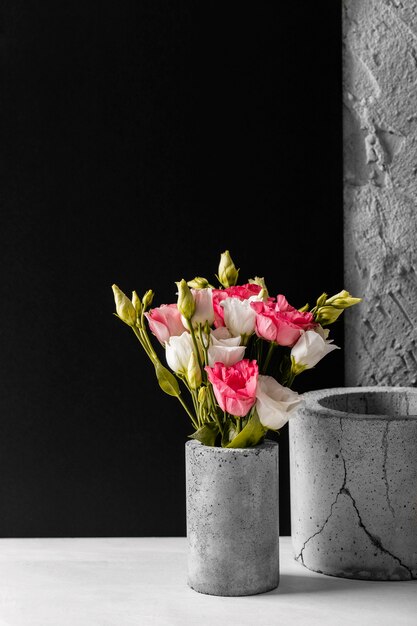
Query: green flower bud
[
  {"left": 187, "top": 276, "right": 212, "bottom": 289},
  {"left": 187, "top": 352, "right": 202, "bottom": 390},
  {"left": 154, "top": 361, "right": 181, "bottom": 397},
  {"left": 325, "top": 290, "right": 362, "bottom": 309},
  {"left": 197, "top": 385, "right": 209, "bottom": 421},
  {"left": 142, "top": 289, "right": 154, "bottom": 310},
  {"left": 198, "top": 386, "right": 208, "bottom": 404},
  {"left": 315, "top": 306, "right": 344, "bottom": 326},
  {"left": 315, "top": 292, "right": 328, "bottom": 308},
  {"left": 112, "top": 284, "right": 136, "bottom": 326},
  {"left": 132, "top": 291, "right": 142, "bottom": 316},
  {"left": 298, "top": 303, "right": 310, "bottom": 313},
  {"left": 217, "top": 250, "right": 239, "bottom": 288},
  {"left": 249, "top": 276, "right": 269, "bottom": 299},
  {"left": 176, "top": 279, "right": 195, "bottom": 319}
]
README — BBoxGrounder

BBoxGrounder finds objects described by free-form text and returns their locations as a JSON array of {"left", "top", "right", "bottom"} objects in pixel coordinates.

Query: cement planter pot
[
  {"left": 289, "top": 386, "right": 417, "bottom": 581},
  {"left": 185, "top": 439, "right": 279, "bottom": 596}
]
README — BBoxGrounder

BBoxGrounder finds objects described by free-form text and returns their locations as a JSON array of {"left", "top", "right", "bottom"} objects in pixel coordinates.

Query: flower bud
[
  {"left": 197, "top": 385, "right": 209, "bottom": 420},
  {"left": 315, "top": 306, "right": 344, "bottom": 326},
  {"left": 248, "top": 276, "right": 269, "bottom": 299},
  {"left": 132, "top": 291, "right": 142, "bottom": 315},
  {"left": 325, "top": 290, "right": 362, "bottom": 309},
  {"left": 217, "top": 250, "right": 239, "bottom": 288},
  {"left": 154, "top": 361, "right": 181, "bottom": 397},
  {"left": 112, "top": 284, "right": 137, "bottom": 326},
  {"left": 198, "top": 386, "right": 208, "bottom": 404},
  {"left": 187, "top": 276, "right": 211, "bottom": 289},
  {"left": 142, "top": 289, "right": 154, "bottom": 310},
  {"left": 176, "top": 279, "right": 196, "bottom": 320},
  {"left": 187, "top": 352, "right": 202, "bottom": 390},
  {"left": 315, "top": 292, "right": 328, "bottom": 308}
]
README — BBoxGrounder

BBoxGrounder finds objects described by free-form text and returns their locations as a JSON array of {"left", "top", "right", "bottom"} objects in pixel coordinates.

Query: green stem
[
  {"left": 177, "top": 373, "right": 201, "bottom": 428},
  {"left": 262, "top": 341, "right": 276, "bottom": 374},
  {"left": 236, "top": 416, "right": 242, "bottom": 434},
  {"left": 197, "top": 325, "right": 210, "bottom": 371},
  {"left": 286, "top": 371, "right": 296, "bottom": 388},
  {"left": 133, "top": 328, "right": 199, "bottom": 429},
  {"left": 191, "top": 389, "right": 202, "bottom": 428},
  {"left": 210, "top": 406, "right": 224, "bottom": 439},
  {"left": 137, "top": 322, "right": 159, "bottom": 362},
  {"left": 256, "top": 337, "right": 262, "bottom": 364},
  {"left": 178, "top": 394, "right": 199, "bottom": 430},
  {"left": 187, "top": 319, "right": 204, "bottom": 373},
  {"left": 132, "top": 326, "right": 156, "bottom": 363}
]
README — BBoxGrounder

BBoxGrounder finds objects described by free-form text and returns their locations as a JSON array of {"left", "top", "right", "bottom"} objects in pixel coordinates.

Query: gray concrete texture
[
  {"left": 343, "top": 0, "right": 417, "bottom": 386},
  {"left": 185, "top": 440, "right": 279, "bottom": 596},
  {"left": 290, "top": 387, "right": 417, "bottom": 580}
]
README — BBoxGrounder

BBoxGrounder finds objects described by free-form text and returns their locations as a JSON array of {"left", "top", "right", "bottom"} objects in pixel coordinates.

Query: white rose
[
  {"left": 291, "top": 328, "right": 339, "bottom": 371},
  {"left": 221, "top": 298, "right": 256, "bottom": 337},
  {"left": 255, "top": 375, "right": 301, "bottom": 430},
  {"left": 207, "top": 334, "right": 246, "bottom": 367},
  {"left": 165, "top": 332, "right": 194, "bottom": 374}
]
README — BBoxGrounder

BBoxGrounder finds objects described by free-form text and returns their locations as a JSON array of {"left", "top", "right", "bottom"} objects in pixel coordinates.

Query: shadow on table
[{"left": 268, "top": 573, "right": 379, "bottom": 596}]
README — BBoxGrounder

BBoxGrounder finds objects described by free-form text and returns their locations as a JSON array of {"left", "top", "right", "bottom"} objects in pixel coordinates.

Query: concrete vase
[
  {"left": 185, "top": 439, "right": 279, "bottom": 596},
  {"left": 289, "top": 386, "right": 417, "bottom": 580}
]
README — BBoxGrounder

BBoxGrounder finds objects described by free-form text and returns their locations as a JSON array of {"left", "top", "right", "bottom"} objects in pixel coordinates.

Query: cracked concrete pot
[
  {"left": 185, "top": 439, "right": 279, "bottom": 596},
  {"left": 289, "top": 387, "right": 417, "bottom": 580}
]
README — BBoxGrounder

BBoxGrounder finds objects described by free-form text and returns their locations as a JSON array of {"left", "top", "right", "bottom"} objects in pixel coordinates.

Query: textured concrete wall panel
[{"left": 343, "top": 0, "right": 417, "bottom": 385}]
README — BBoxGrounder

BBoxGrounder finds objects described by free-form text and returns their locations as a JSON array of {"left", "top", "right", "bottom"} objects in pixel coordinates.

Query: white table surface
[{"left": 0, "top": 536, "right": 414, "bottom": 626}]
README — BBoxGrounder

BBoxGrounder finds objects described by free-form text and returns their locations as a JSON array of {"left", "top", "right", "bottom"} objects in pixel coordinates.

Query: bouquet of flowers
[{"left": 112, "top": 251, "right": 361, "bottom": 448}]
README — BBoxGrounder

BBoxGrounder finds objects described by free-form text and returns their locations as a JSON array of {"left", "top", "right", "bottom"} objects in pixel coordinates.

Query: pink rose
[
  {"left": 212, "top": 284, "right": 262, "bottom": 327},
  {"left": 251, "top": 297, "right": 316, "bottom": 347},
  {"left": 276, "top": 294, "right": 298, "bottom": 313},
  {"left": 205, "top": 359, "right": 258, "bottom": 417},
  {"left": 145, "top": 304, "right": 186, "bottom": 344}
]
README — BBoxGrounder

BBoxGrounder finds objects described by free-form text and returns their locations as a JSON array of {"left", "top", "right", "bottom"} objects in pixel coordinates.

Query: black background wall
[{"left": 2, "top": 1, "right": 343, "bottom": 537}]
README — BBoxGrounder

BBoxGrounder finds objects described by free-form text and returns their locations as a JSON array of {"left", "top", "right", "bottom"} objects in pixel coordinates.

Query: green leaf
[
  {"left": 226, "top": 410, "right": 267, "bottom": 448},
  {"left": 154, "top": 362, "right": 180, "bottom": 397},
  {"left": 189, "top": 423, "right": 220, "bottom": 447}
]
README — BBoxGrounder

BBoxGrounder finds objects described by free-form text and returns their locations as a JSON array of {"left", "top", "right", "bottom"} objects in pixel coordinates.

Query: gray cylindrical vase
[
  {"left": 289, "top": 386, "right": 417, "bottom": 581},
  {"left": 185, "top": 439, "right": 279, "bottom": 596}
]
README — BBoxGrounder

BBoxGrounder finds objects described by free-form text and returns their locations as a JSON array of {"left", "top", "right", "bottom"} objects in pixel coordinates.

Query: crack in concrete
[
  {"left": 296, "top": 418, "right": 413, "bottom": 579},
  {"left": 296, "top": 487, "right": 344, "bottom": 566},
  {"left": 382, "top": 421, "right": 395, "bottom": 517},
  {"left": 341, "top": 484, "right": 412, "bottom": 579},
  {"left": 296, "top": 420, "right": 347, "bottom": 564}
]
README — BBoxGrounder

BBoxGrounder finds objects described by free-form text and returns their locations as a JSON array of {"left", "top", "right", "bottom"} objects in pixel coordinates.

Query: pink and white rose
[
  {"left": 145, "top": 304, "right": 186, "bottom": 345},
  {"left": 184, "top": 288, "right": 215, "bottom": 328},
  {"left": 212, "top": 283, "right": 263, "bottom": 327}
]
